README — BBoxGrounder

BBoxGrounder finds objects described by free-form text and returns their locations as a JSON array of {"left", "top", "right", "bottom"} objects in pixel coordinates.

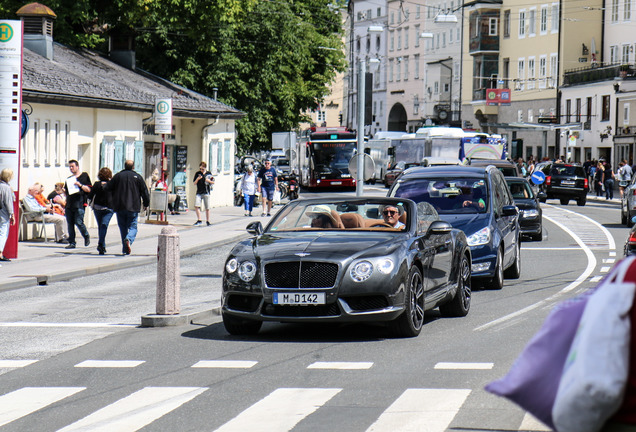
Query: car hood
[
  {"left": 252, "top": 232, "right": 404, "bottom": 261},
  {"left": 513, "top": 199, "right": 539, "bottom": 210},
  {"left": 440, "top": 212, "right": 491, "bottom": 237}
]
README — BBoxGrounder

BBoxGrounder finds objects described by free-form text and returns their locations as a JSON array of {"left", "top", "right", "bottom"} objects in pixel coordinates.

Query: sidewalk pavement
[{"left": 0, "top": 204, "right": 263, "bottom": 297}]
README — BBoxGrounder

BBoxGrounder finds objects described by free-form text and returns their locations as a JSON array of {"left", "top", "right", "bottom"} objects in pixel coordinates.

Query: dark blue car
[{"left": 389, "top": 165, "right": 520, "bottom": 289}]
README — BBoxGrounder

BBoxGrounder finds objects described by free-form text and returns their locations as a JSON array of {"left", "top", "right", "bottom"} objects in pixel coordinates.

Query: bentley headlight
[
  {"left": 350, "top": 260, "right": 373, "bottom": 282},
  {"left": 238, "top": 261, "right": 257, "bottom": 281},
  {"left": 376, "top": 258, "right": 395, "bottom": 274},
  {"left": 467, "top": 227, "right": 491, "bottom": 246},
  {"left": 522, "top": 209, "right": 539, "bottom": 218},
  {"left": 225, "top": 258, "right": 238, "bottom": 274}
]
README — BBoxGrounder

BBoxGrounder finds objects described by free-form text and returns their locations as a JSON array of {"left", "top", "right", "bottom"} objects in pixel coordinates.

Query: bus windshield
[{"left": 312, "top": 142, "right": 356, "bottom": 174}]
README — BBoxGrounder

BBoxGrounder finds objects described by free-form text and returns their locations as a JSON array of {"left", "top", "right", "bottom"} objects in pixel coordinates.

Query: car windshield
[
  {"left": 550, "top": 165, "right": 583, "bottom": 176},
  {"left": 391, "top": 177, "right": 489, "bottom": 214},
  {"left": 507, "top": 180, "right": 534, "bottom": 199},
  {"left": 266, "top": 200, "right": 413, "bottom": 232}
]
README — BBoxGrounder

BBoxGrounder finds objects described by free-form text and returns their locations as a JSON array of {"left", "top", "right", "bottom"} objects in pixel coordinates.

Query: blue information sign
[{"left": 531, "top": 171, "right": 546, "bottom": 185}]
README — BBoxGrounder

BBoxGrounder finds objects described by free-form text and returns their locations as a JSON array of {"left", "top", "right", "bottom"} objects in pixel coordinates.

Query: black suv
[{"left": 545, "top": 163, "right": 589, "bottom": 206}]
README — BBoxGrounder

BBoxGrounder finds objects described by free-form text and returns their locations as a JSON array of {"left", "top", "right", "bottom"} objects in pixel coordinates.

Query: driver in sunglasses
[{"left": 381, "top": 205, "right": 405, "bottom": 229}]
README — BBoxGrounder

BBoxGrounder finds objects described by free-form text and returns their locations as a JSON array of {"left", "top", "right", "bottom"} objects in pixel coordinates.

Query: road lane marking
[
  {"left": 600, "top": 266, "right": 611, "bottom": 272},
  {"left": 475, "top": 211, "right": 597, "bottom": 332},
  {"left": 434, "top": 362, "right": 493, "bottom": 370},
  {"left": 603, "top": 258, "right": 616, "bottom": 264},
  {"left": 546, "top": 204, "right": 616, "bottom": 250},
  {"left": 192, "top": 360, "right": 257, "bottom": 368},
  {"left": 0, "top": 360, "right": 37, "bottom": 368},
  {"left": 307, "top": 361, "right": 373, "bottom": 370},
  {"left": 610, "top": 251, "right": 617, "bottom": 256},
  {"left": 520, "top": 247, "right": 580, "bottom": 250},
  {"left": 0, "top": 387, "right": 85, "bottom": 427},
  {"left": 75, "top": 360, "right": 145, "bottom": 368},
  {"left": 0, "top": 322, "right": 137, "bottom": 328},
  {"left": 590, "top": 276, "right": 603, "bottom": 282},
  {"left": 365, "top": 388, "right": 471, "bottom": 432},
  {"left": 58, "top": 387, "right": 207, "bottom": 432},
  {"left": 214, "top": 388, "right": 341, "bottom": 432},
  {"left": 520, "top": 412, "right": 552, "bottom": 431}
]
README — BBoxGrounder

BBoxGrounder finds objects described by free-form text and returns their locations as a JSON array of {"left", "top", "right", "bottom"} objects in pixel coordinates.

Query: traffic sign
[
  {"left": 531, "top": 170, "right": 546, "bottom": 185},
  {"left": 154, "top": 98, "right": 172, "bottom": 134}
]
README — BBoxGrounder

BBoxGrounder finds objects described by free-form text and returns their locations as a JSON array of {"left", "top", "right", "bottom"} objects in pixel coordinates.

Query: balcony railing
[{"left": 563, "top": 63, "right": 635, "bottom": 86}]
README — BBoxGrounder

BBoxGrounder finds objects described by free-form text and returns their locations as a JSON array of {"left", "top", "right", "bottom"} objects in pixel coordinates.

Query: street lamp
[{"left": 355, "top": 26, "right": 383, "bottom": 197}]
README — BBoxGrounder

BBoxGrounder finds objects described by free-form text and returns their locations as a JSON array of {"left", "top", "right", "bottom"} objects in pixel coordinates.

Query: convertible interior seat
[{"left": 340, "top": 212, "right": 366, "bottom": 228}]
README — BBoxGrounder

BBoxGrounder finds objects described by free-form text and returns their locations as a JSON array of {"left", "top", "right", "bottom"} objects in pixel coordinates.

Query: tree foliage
[{"left": 1, "top": 0, "right": 346, "bottom": 152}]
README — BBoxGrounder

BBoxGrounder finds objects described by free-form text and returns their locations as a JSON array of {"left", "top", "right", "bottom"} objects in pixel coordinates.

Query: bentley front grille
[{"left": 264, "top": 262, "right": 339, "bottom": 288}]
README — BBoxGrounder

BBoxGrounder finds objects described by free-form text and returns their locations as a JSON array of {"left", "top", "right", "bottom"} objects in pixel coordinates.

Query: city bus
[{"left": 297, "top": 126, "right": 358, "bottom": 189}]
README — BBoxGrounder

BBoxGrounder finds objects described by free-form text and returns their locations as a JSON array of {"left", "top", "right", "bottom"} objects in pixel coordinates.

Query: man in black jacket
[{"left": 106, "top": 160, "right": 150, "bottom": 255}]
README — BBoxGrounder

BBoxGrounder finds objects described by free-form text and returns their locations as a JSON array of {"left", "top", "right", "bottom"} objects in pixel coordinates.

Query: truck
[
  {"left": 364, "top": 131, "right": 409, "bottom": 184},
  {"left": 271, "top": 131, "right": 297, "bottom": 172}
]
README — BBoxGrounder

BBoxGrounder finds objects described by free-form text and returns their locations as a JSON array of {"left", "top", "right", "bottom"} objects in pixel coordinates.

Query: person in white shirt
[
  {"left": 241, "top": 165, "right": 258, "bottom": 216},
  {"left": 23, "top": 184, "right": 68, "bottom": 243},
  {"left": 382, "top": 204, "right": 405, "bottom": 229},
  {"left": 619, "top": 160, "right": 633, "bottom": 198}
]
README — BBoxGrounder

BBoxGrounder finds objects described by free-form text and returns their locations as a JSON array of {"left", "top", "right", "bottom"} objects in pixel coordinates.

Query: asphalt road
[{"left": 0, "top": 193, "right": 626, "bottom": 432}]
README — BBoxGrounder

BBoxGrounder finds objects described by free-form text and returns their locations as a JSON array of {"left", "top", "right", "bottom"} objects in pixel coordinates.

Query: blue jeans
[
  {"left": 116, "top": 211, "right": 139, "bottom": 252},
  {"left": 93, "top": 208, "right": 114, "bottom": 248},
  {"left": 243, "top": 193, "right": 255, "bottom": 212},
  {"left": 605, "top": 178, "right": 615, "bottom": 199},
  {"left": 65, "top": 206, "right": 89, "bottom": 246}
]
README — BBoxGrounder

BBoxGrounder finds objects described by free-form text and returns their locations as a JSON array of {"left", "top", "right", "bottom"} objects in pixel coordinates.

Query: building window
[
  {"left": 414, "top": 54, "right": 420, "bottom": 79},
  {"left": 416, "top": 5, "right": 420, "bottom": 18},
  {"left": 64, "top": 122, "right": 71, "bottom": 163},
  {"left": 551, "top": 3, "right": 559, "bottom": 32},
  {"left": 586, "top": 97, "right": 593, "bottom": 122},
  {"left": 602, "top": 95, "right": 611, "bottom": 121},
  {"left": 611, "top": 45, "right": 619, "bottom": 63},
  {"left": 528, "top": 109, "right": 534, "bottom": 122},
  {"left": 390, "top": 11, "right": 394, "bottom": 24},
  {"left": 434, "top": 81, "right": 439, "bottom": 94},
  {"left": 414, "top": 25, "right": 420, "bottom": 47},
  {"left": 388, "top": 59, "right": 394, "bottom": 82},
  {"left": 449, "top": 28, "right": 453, "bottom": 43},
  {"left": 489, "top": 18, "right": 498, "bottom": 36},
  {"left": 43, "top": 121, "right": 50, "bottom": 166},
  {"left": 626, "top": 0, "right": 632, "bottom": 20},
  {"left": 623, "top": 44, "right": 630, "bottom": 63},
  {"left": 442, "top": 32, "right": 446, "bottom": 47},
  {"left": 519, "top": 10, "right": 526, "bottom": 38},
  {"left": 503, "top": 10, "right": 511, "bottom": 37},
  {"left": 317, "top": 111, "right": 326, "bottom": 122},
  {"left": 549, "top": 54, "right": 558, "bottom": 88},
  {"left": 576, "top": 98, "right": 582, "bottom": 122},
  {"left": 404, "top": 56, "right": 409, "bottom": 81},
  {"left": 566, "top": 99, "right": 571, "bottom": 123},
  {"left": 517, "top": 58, "right": 525, "bottom": 91},
  {"left": 528, "top": 8, "right": 536, "bottom": 36},
  {"left": 539, "top": 56, "right": 547, "bottom": 88},
  {"left": 54, "top": 121, "right": 60, "bottom": 165},
  {"left": 517, "top": 110, "right": 523, "bottom": 122},
  {"left": 376, "top": 36, "right": 380, "bottom": 51},
  {"left": 540, "top": 6, "right": 548, "bottom": 34},
  {"left": 390, "top": 31, "right": 394, "bottom": 51},
  {"left": 528, "top": 57, "right": 535, "bottom": 89},
  {"left": 397, "top": 29, "right": 402, "bottom": 50},
  {"left": 404, "top": 27, "right": 409, "bottom": 49},
  {"left": 396, "top": 59, "right": 401, "bottom": 82},
  {"left": 612, "top": 0, "right": 619, "bottom": 22},
  {"left": 33, "top": 120, "right": 39, "bottom": 166},
  {"left": 377, "top": 7, "right": 382, "bottom": 17},
  {"left": 624, "top": 103, "right": 630, "bottom": 125},
  {"left": 224, "top": 139, "right": 231, "bottom": 173}
]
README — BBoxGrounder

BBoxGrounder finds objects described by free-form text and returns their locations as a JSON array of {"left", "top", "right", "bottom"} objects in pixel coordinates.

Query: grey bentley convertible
[{"left": 222, "top": 197, "right": 471, "bottom": 337}]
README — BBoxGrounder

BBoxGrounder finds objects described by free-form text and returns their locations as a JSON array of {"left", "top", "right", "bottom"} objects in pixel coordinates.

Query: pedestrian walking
[
  {"left": 258, "top": 159, "right": 278, "bottom": 216},
  {"left": 105, "top": 160, "right": 150, "bottom": 255},
  {"left": 88, "top": 167, "right": 114, "bottom": 255},
  {"left": 241, "top": 165, "right": 257, "bottom": 216},
  {"left": 604, "top": 162, "right": 616, "bottom": 200},
  {"left": 193, "top": 161, "right": 214, "bottom": 226},
  {"left": 595, "top": 162, "right": 605, "bottom": 197},
  {"left": 0, "top": 168, "right": 15, "bottom": 264},
  {"left": 618, "top": 160, "right": 633, "bottom": 198},
  {"left": 23, "top": 183, "right": 68, "bottom": 243},
  {"left": 64, "top": 159, "right": 91, "bottom": 249}
]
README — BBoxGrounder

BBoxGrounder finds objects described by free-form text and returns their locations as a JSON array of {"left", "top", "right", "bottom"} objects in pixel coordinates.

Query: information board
[{"left": 154, "top": 98, "right": 172, "bottom": 134}]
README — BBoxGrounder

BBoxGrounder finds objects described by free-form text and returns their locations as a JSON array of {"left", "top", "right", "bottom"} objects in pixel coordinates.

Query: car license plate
[
  {"left": 332, "top": 181, "right": 342, "bottom": 185},
  {"left": 562, "top": 180, "right": 575, "bottom": 186},
  {"left": 273, "top": 292, "right": 326, "bottom": 305}
]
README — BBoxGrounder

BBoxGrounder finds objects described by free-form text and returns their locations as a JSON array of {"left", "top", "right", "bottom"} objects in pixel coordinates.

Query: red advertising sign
[{"left": 486, "top": 89, "right": 511, "bottom": 106}]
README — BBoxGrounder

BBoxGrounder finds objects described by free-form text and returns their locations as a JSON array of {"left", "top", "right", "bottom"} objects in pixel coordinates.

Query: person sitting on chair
[
  {"left": 23, "top": 184, "right": 69, "bottom": 243},
  {"left": 462, "top": 187, "right": 486, "bottom": 210},
  {"left": 381, "top": 204, "right": 405, "bottom": 229}
]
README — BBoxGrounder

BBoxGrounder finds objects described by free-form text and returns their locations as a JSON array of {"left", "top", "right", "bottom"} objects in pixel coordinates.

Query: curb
[{"left": 141, "top": 307, "right": 221, "bottom": 327}]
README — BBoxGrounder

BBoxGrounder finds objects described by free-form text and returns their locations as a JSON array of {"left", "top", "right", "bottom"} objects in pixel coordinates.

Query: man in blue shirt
[{"left": 257, "top": 159, "right": 278, "bottom": 216}]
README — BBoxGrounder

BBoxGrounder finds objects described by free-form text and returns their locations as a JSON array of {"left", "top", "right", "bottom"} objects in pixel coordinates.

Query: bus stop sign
[{"left": 531, "top": 171, "right": 546, "bottom": 185}]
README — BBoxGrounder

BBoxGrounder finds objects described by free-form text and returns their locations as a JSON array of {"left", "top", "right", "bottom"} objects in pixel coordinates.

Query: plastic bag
[
  {"left": 273, "top": 189, "right": 281, "bottom": 205},
  {"left": 552, "top": 259, "right": 636, "bottom": 432}
]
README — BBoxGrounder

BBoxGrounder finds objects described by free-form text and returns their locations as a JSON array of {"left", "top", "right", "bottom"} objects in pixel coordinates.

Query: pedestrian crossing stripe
[
  {"left": 307, "top": 361, "right": 373, "bottom": 370},
  {"left": 0, "top": 387, "right": 85, "bottom": 427},
  {"left": 0, "top": 359, "right": 37, "bottom": 368},
  {"left": 192, "top": 360, "right": 258, "bottom": 368},
  {"left": 366, "top": 388, "right": 471, "bottom": 432},
  {"left": 58, "top": 387, "right": 207, "bottom": 432},
  {"left": 213, "top": 388, "right": 341, "bottom": 432},
  {"left": 434, "top": 362, "right": 493, "bottom": 370},
  {"left": 75, "top": 360, "right": 145, "bottom": 368}
]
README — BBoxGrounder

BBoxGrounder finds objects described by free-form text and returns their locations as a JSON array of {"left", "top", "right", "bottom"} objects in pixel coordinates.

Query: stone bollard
[{"left": 156, "top": 225, "right": 180, "bottom": 315}]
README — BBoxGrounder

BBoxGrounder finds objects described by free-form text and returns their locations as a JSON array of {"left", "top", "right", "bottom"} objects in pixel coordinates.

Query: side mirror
[
  {"left": 502, "top": 205, "right": 519, "bottom": 216},
  {"left": 429, "top": 220, "right": 453, "bottom": 234},
  {"left": 246, "top": 221, "right": 263, "bottom": 236},
  {"left": 537, "top": 191, "right": 547, "bottom": 200}
]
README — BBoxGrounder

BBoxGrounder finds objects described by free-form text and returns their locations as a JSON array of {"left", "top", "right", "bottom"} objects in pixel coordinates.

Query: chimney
[
  {"left": 16, "top": 3, "right": 56, "bottom": 60},
  {"left": 109, "top": 31, "right": 135, "bottom": 70}
]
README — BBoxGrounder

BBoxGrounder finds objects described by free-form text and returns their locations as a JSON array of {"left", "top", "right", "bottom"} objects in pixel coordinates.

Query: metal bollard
[{"left": 156, "top": 225, "right": 180, "bottom": 315}]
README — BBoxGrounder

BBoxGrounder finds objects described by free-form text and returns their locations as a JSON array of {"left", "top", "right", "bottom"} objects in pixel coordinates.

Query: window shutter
[
  {"left": 114, "top": 140, "right": 124, "bottom": 173},
  {"left": 134, "top": 141, "right": 144, "bottom": 174}
]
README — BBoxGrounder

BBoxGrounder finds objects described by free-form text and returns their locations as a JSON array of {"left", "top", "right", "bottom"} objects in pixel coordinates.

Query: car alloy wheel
[
  {"left": 440, "top": 254, "right": 471, "bottom": 317},
  {"left": 390, "top": 266, "right": 425, "bottom": 337},
  {"left": 504, "top": 241, "right": 521, "bottom": 279}
]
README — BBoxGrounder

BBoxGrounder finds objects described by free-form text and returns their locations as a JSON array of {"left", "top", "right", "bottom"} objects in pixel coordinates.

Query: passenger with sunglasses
[{"left": 382, "top": 205, "right": 405, "bottom": 229}]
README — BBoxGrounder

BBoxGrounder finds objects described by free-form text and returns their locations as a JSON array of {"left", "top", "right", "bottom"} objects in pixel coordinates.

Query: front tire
[
  {"left": 440, "top": 254, "right": 471, "bottom": 317},
  {"left": 222, "top": 313, "right": 262, "bottom": 335},
  {"left": 486, "top": 247, "right": 504, "bottom": 290},
  {"left": 390, "top": 266, "right": 425, "bottom": 337},
  {"left": 504, "top": 241, "right": 521, "bottom": 279}
]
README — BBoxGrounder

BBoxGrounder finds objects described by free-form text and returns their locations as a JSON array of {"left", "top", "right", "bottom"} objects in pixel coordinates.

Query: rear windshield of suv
[
  {"left": 549, "top": 165, "right": 585, "bottom": 177},
  {"left": 391, "top": 177, "right": 489, "bottom": 214}
]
